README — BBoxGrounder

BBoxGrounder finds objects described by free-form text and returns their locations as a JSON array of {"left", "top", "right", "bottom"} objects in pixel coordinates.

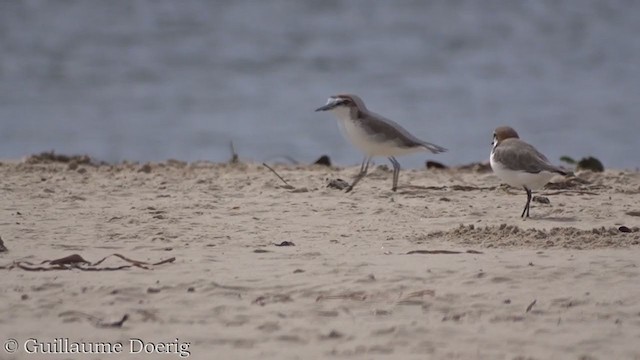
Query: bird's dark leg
[
  {"left": 521, "top": 187, "right": 532, "bottom": 218},
  {"left": 358, "top": 157, "right": 369, "bottom": 173},
  {"left": 346, "top": 156, "right": 371, "bottom": 192},
  {"left": 388, "top": 156, "right": 401, "bottom": 192}
]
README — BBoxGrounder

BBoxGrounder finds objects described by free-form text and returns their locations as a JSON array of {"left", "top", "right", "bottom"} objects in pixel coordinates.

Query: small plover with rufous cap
[
  {"left": 490, "top": 126, "right": 570, "bottom": 218},
  {"left": 315, "top": 94, "right": 447, "bottom": 192}
]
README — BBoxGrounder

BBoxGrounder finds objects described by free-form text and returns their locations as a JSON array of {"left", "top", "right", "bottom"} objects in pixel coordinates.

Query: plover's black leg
[
  {"left": 521, "top": 187, "right": 532, "bottom": 218},
  {"left": 388, "top": 156, "right": 401, "bottom": 191}
]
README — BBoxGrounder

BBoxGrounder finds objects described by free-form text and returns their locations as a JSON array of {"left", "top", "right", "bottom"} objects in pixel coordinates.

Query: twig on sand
[
  {"left": 316, "top": 291, "right": 367, "bottom": 302},
  {"left": 0, "top": 253, "right": 175, "bottom": 271},
  {"left": 406, "top": 249, "right": 483, "bottom": 255},
  {"left": 59, "top": 311, "right": 129, "bottom": 328},
  {"left": 0, "top": 236, "right": 7, "bottom": 252},
  {"left": 526, "top": 299, "right": 537, "bottom": 313},
  {"left": 229, "top": 141, "right": 239, "bottom": 164},
  {"left": 262, "top": 163, "right": 294, "bottom": 189}
]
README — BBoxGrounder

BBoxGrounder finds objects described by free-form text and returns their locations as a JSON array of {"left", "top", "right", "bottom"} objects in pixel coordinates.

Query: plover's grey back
[{"left": 491, "top": 138, "right": 565, "bottom": 175}]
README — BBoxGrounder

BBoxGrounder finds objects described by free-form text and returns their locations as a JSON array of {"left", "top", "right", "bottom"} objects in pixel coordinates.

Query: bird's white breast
[{"left": 490, "top": 150, "right": 556, "bottom": 190}]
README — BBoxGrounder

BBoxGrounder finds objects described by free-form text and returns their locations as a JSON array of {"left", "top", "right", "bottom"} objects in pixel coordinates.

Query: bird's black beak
[
  {"left": 315, "top": 98, "right": 343, "bottom": 112},
  {"left": 315, "top": 103, "right": 336, "bottom": 112}
]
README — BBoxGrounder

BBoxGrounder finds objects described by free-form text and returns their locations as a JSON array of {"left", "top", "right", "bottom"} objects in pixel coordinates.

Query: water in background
[{"left": 1, "top": 0, "right": 639, "bottom": 168}]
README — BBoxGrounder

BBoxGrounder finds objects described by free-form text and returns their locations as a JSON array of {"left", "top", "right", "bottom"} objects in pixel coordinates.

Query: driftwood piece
[
  {"left": 59, "top": 311, "right": 129, "bottom": 328},
  {"left": 0, "top": 253, "right": 175, "bottom": 271}
]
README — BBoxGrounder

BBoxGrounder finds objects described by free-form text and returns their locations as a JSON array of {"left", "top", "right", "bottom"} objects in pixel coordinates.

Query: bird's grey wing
[
  {"left": 493, "top": 140, "right": 566, "bottom": 175},
  {"left": 359, "top": 112, "right": 447, "bottom": 153}
]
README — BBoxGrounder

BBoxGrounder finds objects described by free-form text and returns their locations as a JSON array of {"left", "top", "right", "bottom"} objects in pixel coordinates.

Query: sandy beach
[{"left": 1, "top": 156, "right": 639, "bottom": 360}]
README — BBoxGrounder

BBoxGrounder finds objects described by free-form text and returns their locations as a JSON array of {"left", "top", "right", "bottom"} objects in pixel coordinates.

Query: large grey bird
[
  {"left": 315, "top": 94, "right": 446, "bottom": 192},
  {"left": 490, "top": 126, "right": 570, "bottom": 218}
]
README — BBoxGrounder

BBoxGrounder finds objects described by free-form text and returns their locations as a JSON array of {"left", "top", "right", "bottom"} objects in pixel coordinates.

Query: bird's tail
[
  {"left": 421, "top": 142, "right": 447, "bottom": 154},
  {"left": 546, "top": 163, "right": 573, "bottom": 177},
  {"left": 555, "top": 168, "right": 574, "bottom": 177}
]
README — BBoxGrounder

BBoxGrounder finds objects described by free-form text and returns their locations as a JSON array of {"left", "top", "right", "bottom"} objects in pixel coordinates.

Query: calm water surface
[{"left": 1, "top": 0, "right": 639, "bottom": 168}]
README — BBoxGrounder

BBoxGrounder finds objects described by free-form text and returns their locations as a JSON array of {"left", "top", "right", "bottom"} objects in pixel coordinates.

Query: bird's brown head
[
  {"left": 492, "top": 126, "right": 520, "bottom": 147},
  {"left": 315, "top": 94, "right": 366, "bottom": 112}
]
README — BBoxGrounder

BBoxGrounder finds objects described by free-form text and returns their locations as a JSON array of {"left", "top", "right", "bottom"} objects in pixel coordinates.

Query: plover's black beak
[
  {"left": 315, "top": 98, "right": 343, "bottom": 112},
  {"left": 315, "top": 103, "right": 336, "bottom": 112}
]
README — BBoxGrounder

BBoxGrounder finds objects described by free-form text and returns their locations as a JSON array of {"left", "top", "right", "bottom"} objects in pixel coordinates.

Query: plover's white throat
[
  {"left": 490, "top": 126, "right": 569, "bottom": 218},
  {"left": 315, "top": 94, "right": 446, "bottom": 192}
]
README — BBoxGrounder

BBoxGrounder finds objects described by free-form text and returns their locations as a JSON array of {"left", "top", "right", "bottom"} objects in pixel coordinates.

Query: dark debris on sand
[
  {"left": 0, "top": 236, "right": 7, "bottom": 253},
  {"left": 24, "top": 151, "right": 93, "bottom": 165},
  {"left": 327, "top": 178, "right": 350, "bottom": 190},
  {"left": 313, "top": 155, "right": 331, "bottom": 167}
]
